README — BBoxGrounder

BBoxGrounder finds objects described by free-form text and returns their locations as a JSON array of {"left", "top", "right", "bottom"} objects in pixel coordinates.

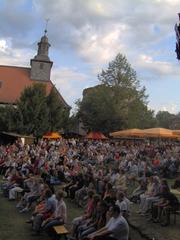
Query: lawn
[
  {"left": 0, "top": 188, "right": 85, "bottom": 240},
  {"left": 0, "top": 191, "right": 146, "bottom": 240},
  {"left": 0, "top": 180, "right": 179, "bottom": 240}
]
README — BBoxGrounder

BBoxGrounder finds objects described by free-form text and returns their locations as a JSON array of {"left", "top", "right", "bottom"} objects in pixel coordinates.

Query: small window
[
  {"left": 0, "top": 81, "right": 2, "bottom": 88},
  {"left": 40, "top": 63, "right": 44, "bottom": 69}
]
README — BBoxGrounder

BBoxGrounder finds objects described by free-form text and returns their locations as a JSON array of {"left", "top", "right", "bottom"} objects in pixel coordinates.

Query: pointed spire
[
  {"left": 44, "top": 18, "right": 49, "bottom": 36},
  {"left": 33, "top": 20, "right": 51, "bottom": 61},
  {"left": 30, "top": 20, "right": 53, "bottom": 81}
]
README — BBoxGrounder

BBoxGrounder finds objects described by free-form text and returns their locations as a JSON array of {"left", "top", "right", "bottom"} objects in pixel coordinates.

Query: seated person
[
  {"left": 171, "top": 176, "right": 180, "bottom": 193},
  {"left": 115, "top": 191, "right": 130, "bottom": 219},
  {"left": 43, "top": 190, "right": 67, "bottom": 233},
  {"left": 87, "top": 205, "right": 129, "bottom": 240},
  {"left": 152, "top": 185, "right": 179, "bottom": 226},
  {"left": 79, "top": 200, "right": 108, "bottom": 240},
  {"left": 32, "top": 189, "right": 57, "bottom": 235},
  {"left": 18, "top": 177, "right": 44, "bottom": 212},
  {"left": 139, "top": 176, "right": 160, "bottom": 215},
  {"left": 71, "top": 193, "right": 99, "bottom": 237},
  {"left": 130, "top": 179, "right": 146, "bottom": 203}
]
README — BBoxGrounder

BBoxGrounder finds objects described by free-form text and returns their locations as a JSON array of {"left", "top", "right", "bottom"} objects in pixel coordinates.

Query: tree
[
  {"left": 0, "top": 105, "right": 18, "bottom": 132},
  {"left": 98, "top": 53, "right": 140, "bottom": 89},
  {"left": 79, "top": 85, "right": 125, "bottom": 133},
  {"left": 171, "top": 112, "right": 180, "bottom": 129},
  {"left": 16, "top": 83, "right": 50, "bottom": 137},
  {"left": 156, "top": 111, "right": 176, "bottom": 129},
  {"left": 77, "top": 53, "right": 155, "bottom": 133},
  {"left": 0, "top": 84, "right": 70, "bottom": 137},
  {"left": 46, "top": 87, "right": 70, "bottom": 131}
]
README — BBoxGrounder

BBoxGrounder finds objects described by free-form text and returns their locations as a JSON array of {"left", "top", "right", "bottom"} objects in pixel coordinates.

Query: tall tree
[
  {"left": 0, "top": 84, "right": 70, "bottom": 137},
  {"left": 156, "top": 111, "right": 176, "bottom": 128},
  {"left": 46, "top": 87, "right": 70, "bottom": 131},
  {"left": 98, "top": 53, "right": 140, "bottom": 89},
  {"left": 79, "top": 85, "right": 125, "bottom": 133},
  {"left": 16, "top": 84, "right": 50, "bottom": 137},
  {"left": 78, "top": 53, "right": 155, "bottom": 133},
  {"left": 0, "top": 105, "right": 18, "bottom": 132}
]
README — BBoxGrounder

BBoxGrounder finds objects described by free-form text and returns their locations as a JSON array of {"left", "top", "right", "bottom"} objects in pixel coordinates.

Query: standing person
[{"left": 87, "top": 205, "right": 129, "bottom": 240}]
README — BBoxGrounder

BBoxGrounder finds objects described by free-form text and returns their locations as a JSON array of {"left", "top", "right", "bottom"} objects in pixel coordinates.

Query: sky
[{"left": 0, "top": 0, "right": 180, "bottom": 114}]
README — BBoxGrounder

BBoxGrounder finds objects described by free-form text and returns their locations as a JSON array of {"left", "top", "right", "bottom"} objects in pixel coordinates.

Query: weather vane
[{"left": 44, "top": 18, "right": 50, "bottom": 35}]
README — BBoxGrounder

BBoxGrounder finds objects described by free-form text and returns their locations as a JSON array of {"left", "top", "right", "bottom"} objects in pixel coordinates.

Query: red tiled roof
[{"left": 0, "top": 65, "right": 69, "bottom": 107}]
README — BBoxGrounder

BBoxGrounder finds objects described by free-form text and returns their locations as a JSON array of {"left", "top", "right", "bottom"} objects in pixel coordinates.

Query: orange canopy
[
  {"left": 142, "top": 128, "right": 175, "bottom": 138},
  {"left": 110, "top": 128, "right": 145, "bottom": 137},
  {"left": 43, "top": 132, "right": 62, "bottom": 139},
  {"left": 85, "top": 132, "right": 107, "bottom": 140},
  {"left": 172, "top": 130, "right": 180, "bottom": 135}
]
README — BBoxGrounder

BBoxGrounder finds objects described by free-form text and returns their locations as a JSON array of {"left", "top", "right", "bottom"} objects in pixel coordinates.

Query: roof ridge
[{"left": 0, "top": 65, "right": 30, "bottom": 70}]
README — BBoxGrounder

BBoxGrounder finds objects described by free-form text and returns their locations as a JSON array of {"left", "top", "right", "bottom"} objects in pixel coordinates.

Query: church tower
[{"left": 30, "top": 29, "right": 53, "bottom": 81}]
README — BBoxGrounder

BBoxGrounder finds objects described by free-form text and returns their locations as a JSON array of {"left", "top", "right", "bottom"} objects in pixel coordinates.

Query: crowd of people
[{"left": 0, "top": 138, "right": 179, "bottom": 240}]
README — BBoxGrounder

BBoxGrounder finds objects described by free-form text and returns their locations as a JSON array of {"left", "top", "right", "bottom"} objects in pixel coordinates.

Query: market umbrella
[
  {"left": 172, "top": 130, "right": 180, "bottom": 138},
  {"left": 110, "top": 128, "right": 145, "bottom": 138},
  {"left": 85, "top": 132, "right": 108, "bottom": 140},
  {"left": 172, "top": 130, "right": 180, "bottom": 135},
  {"left": 43, "top": 132, "right": 62, "bottom": 139},
  {"left": 142, "top": 128, "right": 174, "bottom": 138}
]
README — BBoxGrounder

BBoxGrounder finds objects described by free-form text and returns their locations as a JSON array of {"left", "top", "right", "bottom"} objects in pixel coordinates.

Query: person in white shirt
[
  {"left": 43, "top": 190, "right": 67, "bottom": 231},
  {"left": 115, "top": 191, "right": 130, "bottom": 218},
  {"left": 87, "top": 205, "right": 129, "bottom": 240}
]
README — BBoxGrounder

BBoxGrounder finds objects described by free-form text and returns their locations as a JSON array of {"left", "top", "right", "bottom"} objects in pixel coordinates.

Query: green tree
[
  {"left": 16, "top": 83, "right": 50, "bottom": 137},
  {"left": 46, "top": 87, "right": 70, "bottom": 131},
  {"left": 78, "top": 53, "right": 155, "bottom": 133},
  {"left": 0, "top": 84, "right": 70, "bottom": 137},
  {"left": 0, "top": 105, "right": 18, "bottom": 132},
  {"left": 156, "top": 111, "right": 176, "bottom": 128},
  {"left": 0, "top": 107, "right": 8, "bottom": 131},
  {"left": 98, "top": 53, "right": 140, "bottom": 88},
  {"left": 79, "top": 85, "right": 125, "bottom": 133},
  {"left": 171, "top": 112, "right": 180, "bottom": 129}
]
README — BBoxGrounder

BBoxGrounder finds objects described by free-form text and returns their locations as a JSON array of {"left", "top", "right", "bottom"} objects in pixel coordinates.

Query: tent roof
[
  {"left": 110, "top": 128, "right": 145, "bottom": 137},
  {"left": 85, "top": 132, "right": 107, "bottom": 140},
  {"left": 142, "top": 128, "right": 173, "bottom": 138},
  {"left": 2, "top": 132, "right": 35, "bottom": 139},
  {"left": 43, "top": 132, "right": 62, "bottom": 139},
  {"left": 110, "top": 128, "right": 179, "bottom": 139},
  {"left": 172, "top": 130, "right": 180, "bottom": 135}
]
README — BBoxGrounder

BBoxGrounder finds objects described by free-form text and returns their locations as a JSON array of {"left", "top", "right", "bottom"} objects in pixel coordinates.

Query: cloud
[
  {"left": 0, "top": 0, "right": 37, "bottom": 40},
  {"left": 135, "top": 54, "right": 180, "bottom": 79},
  {"left": 1, "top": 0, "right": 179, "bottom": 66},
  {"left": 0, "top": 37, "right": 33, "bottom": 66},
  {"left": 73, "top": 23, "right": 126, "bottom": 64},
  {"left": 150, "top": 102, "right": 178, "bottom": 114},
  {"left": 0, "top": 39, "right": 8, "bottom": 53},
  {"left": 51, "top": 67, "right": 90, "bottom": 107},
  {"left": 52, "top": 67, "right": 88, "bottom": 82},
  {"left": 31, "top": 0, "right": 179, "bottom": 61},
  {"left": 0, "top": 0, "right": 180, "bottom": 113}
]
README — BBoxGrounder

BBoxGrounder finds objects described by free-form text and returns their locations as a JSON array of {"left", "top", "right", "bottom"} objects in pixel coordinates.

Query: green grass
[
  {"left": 0, "top": 189, "right": 83, "bottom": 240},
  {"left": 0, "top": 193, "right": 49, "bottom": 240},
  {"left": 0, "top": 179, "right": 179, "bottom": 240}
]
